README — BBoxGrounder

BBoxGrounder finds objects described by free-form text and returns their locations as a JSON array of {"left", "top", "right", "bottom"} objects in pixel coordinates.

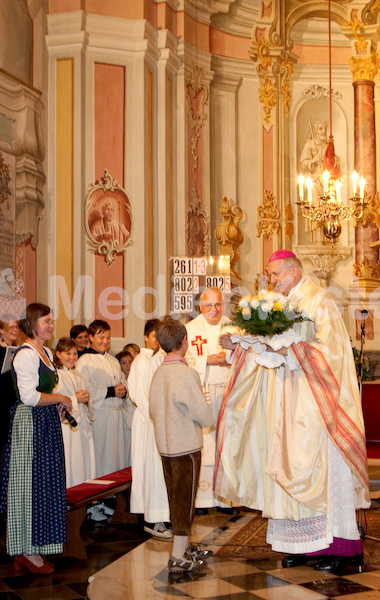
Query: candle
[
  {"left": 306, "top": 177, "right": 312, "bottom": 205},
  {"left": 298, "top": 174, "right": 304, "bottom": 199},
  {"left": 323, "top": 170, "right": 330, "bottom": 195},
  {"left": 335, "top": 180, "right": 341, "bottom": 201},
  {"left": 359, "top": 177, "right": 365, "bottom": 199},
  {"left": 352, "top": 171, "right": 358, "bottom": 196}
]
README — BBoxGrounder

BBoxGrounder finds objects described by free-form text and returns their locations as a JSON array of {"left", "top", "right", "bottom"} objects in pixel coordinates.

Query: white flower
[
  {"left": 242, "top": 306, "right": 251, "bottom": 320},
  {"left": 261, "top": 301, "right": 274, "bottom": 312},
  {"left": 250, "top": 299, "right": 259, "bottom": 309},
  {"left": 239, "top": 295, "right": 250, "bottom": 308}
]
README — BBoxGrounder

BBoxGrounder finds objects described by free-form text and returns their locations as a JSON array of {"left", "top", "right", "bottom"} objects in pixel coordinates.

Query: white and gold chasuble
[{"left": 214, "top": 278, "right": 370, "bottom": 553}]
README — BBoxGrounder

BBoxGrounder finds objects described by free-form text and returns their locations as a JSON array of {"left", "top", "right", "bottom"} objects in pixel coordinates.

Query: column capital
[{"left": 349, "top": 53, "right": 377, "bottom": 83}]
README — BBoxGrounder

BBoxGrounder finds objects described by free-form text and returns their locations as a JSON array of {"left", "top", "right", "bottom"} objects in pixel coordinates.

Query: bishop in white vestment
[{"left": 215, "top": 250, "right": 370, "bottom": 570}]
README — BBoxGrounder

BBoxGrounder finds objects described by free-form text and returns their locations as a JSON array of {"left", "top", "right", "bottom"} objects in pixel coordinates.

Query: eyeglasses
[
  {"left": 202, "top": 303, "right": 222, "bottom": 310},
  {"left": 7, "top": 325, "right": 20, "bottom": 331}
]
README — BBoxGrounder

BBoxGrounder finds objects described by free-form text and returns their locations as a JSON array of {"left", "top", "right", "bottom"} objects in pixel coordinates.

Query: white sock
[{"left": 172, "top": 535, "right": 188, "bottom": 559}]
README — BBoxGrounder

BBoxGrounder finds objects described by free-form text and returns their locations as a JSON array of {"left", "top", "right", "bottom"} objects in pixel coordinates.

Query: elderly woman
[{"left": 3, "top": 303, "right": 72, "bottom": 574}]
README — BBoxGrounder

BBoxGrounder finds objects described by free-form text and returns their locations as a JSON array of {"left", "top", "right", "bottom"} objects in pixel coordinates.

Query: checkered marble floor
[
  {"left": 153, "top": 556, "right": 380, "bottom": 599},
  {"left": 87, "top": 510, "right": 380, "bottom": 600}
]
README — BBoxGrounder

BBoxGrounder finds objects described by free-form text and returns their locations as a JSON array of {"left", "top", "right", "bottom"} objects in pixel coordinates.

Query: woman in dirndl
[{"left": 5, "top": 303, "right": 72, "bottom": 574}]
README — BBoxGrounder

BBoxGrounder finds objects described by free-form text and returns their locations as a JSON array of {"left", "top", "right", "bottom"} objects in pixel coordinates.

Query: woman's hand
[
  {"left": 76, "top": 389, "right": 90, "bottom": 404},
  {"left": 55, "top": 394, "right": 73, "bottom": 411}
]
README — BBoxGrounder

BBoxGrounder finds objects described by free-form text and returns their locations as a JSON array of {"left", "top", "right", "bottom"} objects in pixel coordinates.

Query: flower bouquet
[
  {"left": 234, "top": 291, "right": 305, "bottom": 337},
  {"left": 230, "top": 291, "right": 308, "bottom": 368}
]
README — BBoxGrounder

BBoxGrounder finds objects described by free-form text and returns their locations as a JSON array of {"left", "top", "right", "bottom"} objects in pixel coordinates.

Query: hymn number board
[{"left": 171, "top": 256, "right": 231, "bottom": 317}]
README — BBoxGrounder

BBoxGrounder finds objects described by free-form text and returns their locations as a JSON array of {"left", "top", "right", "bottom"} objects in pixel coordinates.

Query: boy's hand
[
  {"left": 114, "top": 382, "right": 127, "bottom": 398},
  {"left": 207, "top": 352, "right": 227, "bottom": 367},
  {"left": 76, "top": 389, "right": 90, "bottom": 403}
]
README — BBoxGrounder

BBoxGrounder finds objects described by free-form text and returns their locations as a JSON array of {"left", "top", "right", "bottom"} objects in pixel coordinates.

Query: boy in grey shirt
[{"left": 149, "top": 318, "right": 214, "bottom": 573}]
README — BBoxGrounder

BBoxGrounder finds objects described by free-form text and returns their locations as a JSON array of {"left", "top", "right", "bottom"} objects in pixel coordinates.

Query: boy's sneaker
[
  {"left": 187, "top": 543, "right": 213, "bottom": 559},
  {"left": 143, "top": 522, "right": 173, "bottom": 539},
  {"left": 168, "top": 551, "right": 206, "bottom": 573},
  {"left": 87, "top": 505, "right": 107, "bottom": 523}
]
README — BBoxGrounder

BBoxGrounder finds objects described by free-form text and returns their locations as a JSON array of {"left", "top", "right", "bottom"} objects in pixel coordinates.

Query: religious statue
[{"left": 299, "top": 119, "right": 340, "bottom": 243}]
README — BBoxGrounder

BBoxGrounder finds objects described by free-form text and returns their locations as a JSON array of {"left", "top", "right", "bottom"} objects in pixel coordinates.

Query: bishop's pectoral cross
[{"left": 191, "top": 335, "right": 207, "bottom": 356}]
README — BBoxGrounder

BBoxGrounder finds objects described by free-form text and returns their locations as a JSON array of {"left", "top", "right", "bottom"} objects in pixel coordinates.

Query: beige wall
[{"left": 0, "top": 0, "right": 379, "bottom": 350}]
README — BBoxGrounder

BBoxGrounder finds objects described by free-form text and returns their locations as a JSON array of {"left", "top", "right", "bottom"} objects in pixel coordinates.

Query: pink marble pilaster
[{"left": 353, "top": 79, "right": 378, "bottom": 269}]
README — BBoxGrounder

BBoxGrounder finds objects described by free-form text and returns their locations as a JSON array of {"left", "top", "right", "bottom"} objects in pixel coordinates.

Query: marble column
[{"left": 350, "top": 55, "right": 380, "bottom": 289}]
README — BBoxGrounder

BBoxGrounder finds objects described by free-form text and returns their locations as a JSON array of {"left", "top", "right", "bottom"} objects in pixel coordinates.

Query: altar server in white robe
[
  {"left": 76, "top": 320, "right": 126, "bottom": 477},
  {"left": 116, "top": 349, "right": 135, "bottom": 467},
  {"left": 128, "top": 319, "right": 171, "bottom": 539},
  {"left": 185, "top": 288, "right": 236, "bottom": 512},
  {"left": 54, "top": 337, "right": 96, "bottom": 487}
]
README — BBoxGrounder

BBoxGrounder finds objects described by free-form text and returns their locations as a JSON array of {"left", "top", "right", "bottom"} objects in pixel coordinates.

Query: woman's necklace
[{"left": 27, "top": 340, "right": 53, "bottom": 369}]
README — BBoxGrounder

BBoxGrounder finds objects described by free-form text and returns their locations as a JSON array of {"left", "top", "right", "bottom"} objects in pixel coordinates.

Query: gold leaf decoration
[{"left": 256, "top": 190, "right": 280, "bottom": 241}]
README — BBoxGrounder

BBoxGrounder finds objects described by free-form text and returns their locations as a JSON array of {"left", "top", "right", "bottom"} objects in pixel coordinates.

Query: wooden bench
[{"left": 65, "top": 467, "right": 137, "bottom": 560}]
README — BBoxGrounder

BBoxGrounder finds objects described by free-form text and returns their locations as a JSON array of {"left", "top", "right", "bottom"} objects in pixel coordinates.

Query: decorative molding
[
  {"left": 47, "top": 12, "right": 159, "bottom": 56},
  {"left": 284, "top": 201, "right": 294, "bottom": 241},
  {"left": 362, "top": 0, "right": 380, "bottom": 25},
  {"left": 0, "top": 153, "right": 11, "bottom": 204},
  {"left": 281, "top": 58, "right": 293, "bottom": 116},
  {"left": 186, "top": 183, "right": 211, "bottom": 257},
  {"left": 85, "top": 169, "right": 133, "bottom": 267},
  {"left": 250, "top": 35, "right": 276, "bottom": 125},
  {"left": 186, "top": 64, "right": 209, "bottom": 171},
  {"left": 294, "top": 63, "right": 353, "bottom": 83},
  {"left": 346, "top": 15, "right": 367, "bottom": 53},
  {"left": 294, "top": 245, "right": 351, "bottom": 287},
  {"left": 256, "top": 190, "right": 281, "bottom": 242},
  {"left": 154, "top": 0, "right": 178, "bottom": 11},
  {"left": 258, "top": 77, "right": 277, "bottom": 124},
  {"left": 211, "top": 70, "right": 243, "bottom": 92},
  {"left": 353, "top": 256, "right": 380, "bottom": 280},
  {"left": 291, "top": 18, "right": 350, "bottom": 48},
  {"left": 355, "top": 191, "right": 380, "bottom": 229},
  {"left": 214, "top": 196, "right": 244, "bottom": 279},
  {"left": 250, "top": 12, "right": 297, "bottom": 125},
  {"left": 303, "top": 83, "right": 342, "bottom": 100},
  {"left": 211, "top": 0, "right": 259, "bottom": 37},
  {"left": 0, "top": 71, "right": 46, "bottom": 249},
  {"left": 184, "top": 0, "right": 219, "bottom": 24},
  {"left": 211, "top": 55, "right": 257, "bottom": 79}
]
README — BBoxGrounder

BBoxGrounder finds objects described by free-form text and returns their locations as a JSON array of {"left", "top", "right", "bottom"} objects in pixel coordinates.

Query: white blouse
[{"left": 12, "top": 343, "right": 56, "bottom": 407}]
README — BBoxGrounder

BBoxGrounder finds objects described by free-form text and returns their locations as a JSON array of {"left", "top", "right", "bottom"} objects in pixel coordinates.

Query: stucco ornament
[
  {"left": 0, "top": 153, "right": 11, "bottom": 204},
  {"left": 85, "top": 170, "right": 133, "bottom": 266}
]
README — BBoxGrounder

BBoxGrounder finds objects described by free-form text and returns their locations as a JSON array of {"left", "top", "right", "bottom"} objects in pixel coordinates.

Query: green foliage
[
  {"left": 352, "top": 345, "right": 373, "bottom": 381},
  {"left": 233, "top": 309, "right": 304, "bottom": 337},
  {"left": 232, "top": 292, "right": 307, "bottom": 338}
]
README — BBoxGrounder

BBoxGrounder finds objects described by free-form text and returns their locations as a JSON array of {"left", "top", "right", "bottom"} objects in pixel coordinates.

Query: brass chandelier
[{"left": 297, "top": 0, "right": 366, "bottom": 245}]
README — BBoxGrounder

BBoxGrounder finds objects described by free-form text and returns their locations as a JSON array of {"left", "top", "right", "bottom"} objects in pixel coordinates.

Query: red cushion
[
  {"left": 66, "top": 467, "right": 132, "bottom": 504},
  {"left": 362, "top": 382, "right": 380, "bottom": 459}
]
